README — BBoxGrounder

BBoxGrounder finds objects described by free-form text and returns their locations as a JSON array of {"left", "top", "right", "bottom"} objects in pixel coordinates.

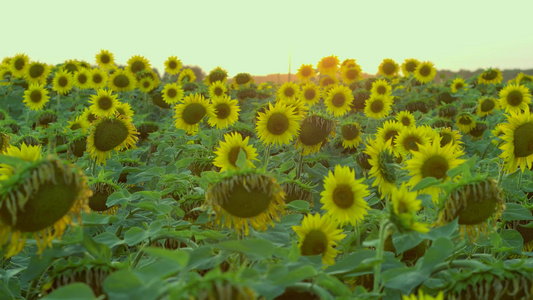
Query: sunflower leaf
[
  {"left": 502, "top": 203, "right": 533, "bottom": 221},
  {"left": 235, "top": 148, "right": 248, "bottom": 169},
  {"left": 42, "top": 283, "right": 95, "bottom": 300},
  {"left": 410, "top": 177, "right": 442, "bottom": 192}
]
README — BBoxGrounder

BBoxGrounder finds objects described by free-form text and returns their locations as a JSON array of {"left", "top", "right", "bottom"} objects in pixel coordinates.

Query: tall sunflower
[
  {"left": 89, "top": 89, "right": 119, "bottom": 118},
  {"left": 401, "top": 58, "right": 420, "bottom": 77},
  {"left": 320, "top": 165, "right": 370, "bottom": 226},
  {"left": 126, "top": 55, "right": 151, "bottom": 74},
  {"left": 162, "top": 83, "right": 184, "bottom": 105},
  {"left": 477, "top": 96, "right": 498, "bottom": 116},
  {"left": 87, "top": 117, "right": 138, "bottom": 165},
  {"left": 390, "top": 184, "right": 429, "bottom": 233},
  {"left": 138, "top": 77, "right": 155, "bottom": 93},
  {"left": 364, "top": 94, "right": 393, "bottom": 119},
  {"left": 413, "top": 61, "right": 436, "bottom": 84},
  {"left": 208, "top": 81, "right": 228, "bottom": 99},
  {"left": 173, "top": 93, "right": 214, "bottom": 135},
  {"left": 456, "top": 113, "right": 476, "bottom": 133},
  {"left": 324, "top": 85, "right": 353, "bottom": 117},
  {"left": 72, "top": 68, "right": 92, "bottom": 90},
  {"left": 277, "top": 82, "right": 300, "bottom": 103},
  {"left": 208, "top": 95, "right": 240, "bottom": 129},
  {"left": 340, "top": 122, "right": 363, "bottom": 149},
  {"left": 296, "top": 64, "right": 316, "bottom": 82},
  {"left": 95, "top": 50, "right": 115, "bottom": 69},
  {"left": 317, "top": 55, "right": 339, "bottom": 76},
  {"left": 371, "top": 79, "right": 392, "bottom": 96},
  {"left": 395, "top": 126, "right": 431, "bottom": 156},
  {"left": 477, "top": 68, "right": 503, "bottom": 85},
  {"left": 25, "top": 61, "right": 50, "bottom": 85},
  {"left": 295, "top": 114, "right": 335, "bottom": 155},
  {"left": 498, "top": 83, "right": 531, "bottom": 114},
  {"left": 52, "top": 70, "right": 73, "bottom": 95},
  {"left": 341, "top": 64, "right": 363, "bottom": 84},
  {"left": 396, "top": 111, "right": 416, "bottom": 128},
  {"left": 9, "top": 53, "right": 30, "bottom": 78},
  {"left": 108, "top": 69, "right": 136, "bottom": 92},
  {"left": 164, "top": 56, "right": 182, "bottom": 75},
  {"left": 90, "top": 68, "right": 108, "bottom": 90},
  {"left": 292, "top": 214, "right": 346, "bottom": 266},
  {"left": 23, "top": 84, "right": 49, "bottom": 111},
  {"left": 377, "top": 120, "right": 403, "bottom": 147},
  {"left": 299, "top": 82, "right": 322, "bottom": 106},
  {"left": 499, "top": 111, "right": 533, "bottom": 172},
  {"left": 255, "top": 102, "right": 300, "bottom": 146},
  {"left": 378, "top": 58, "right": 399, "bottom": 78},
  {"left": 450, "top": 77, "right": 467, "bottom": 93},
  {"left": 213, "top": 132, "right": 258, "bottom": 172},
  {"left": 114, "top": 102, "right": 134, "bottom": 121},
  {"left": 365, "top": 138, "right": 398, "bottom": 199}
]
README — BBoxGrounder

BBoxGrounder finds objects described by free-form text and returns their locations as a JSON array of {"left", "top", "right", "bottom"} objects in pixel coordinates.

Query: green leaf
[
  {"left": 502, "top": 203, "right": 533, "bottom": 221},
  {"left": 103, "top": 270, "right": 156, "bottom": 300},
  {"left": 382, "top": 267, "right": 428, "bottom": 294},
  {"left": 497, "top": 229, "right": 523, "bottom": 252},
  {"left": 42, "top": 283, "right": 95, "bottom": 300},
  {"left": 392, "top": 231, "right": 425, "bottom": 254},
  {"left": 286, "top": 200, "right": 310, "bottom": 213},
  {"left": 417, "top": 237, "right": 454, "bottom": 272},
  {"left": 124, "top": 227, "right": 148, "bottom": 246},
  {"left": 93, "top": 232, "right": 125, "bottom": 248},
  {"left": 325, "top": 250, "right": 376, "bottom": 275},
  {"left": 215, "top": 239, "right": 275, "bottom": 260},
  {"left": 235, "top": 148, "right": 248, "bottom": 169},
  {"left": 21, "top": 249, "right": 55, "bottom": 282},
  {"left": 143, "top": 247, "right": 190, "bottom": 267},
  {"left": 82, "top": 213, "right": 119, "bottom": 226},
  {"left": 424, "top": 218, "right": 458, "bottom": 240},
  {"left": 81, "top": 233, "right": 111, "bottom": 261},
  {"left": 273, "top": 265, "right": 316, "bottom": 286},
  {"left": 410, "top": 177, "right": 442, "bottom": 192}
]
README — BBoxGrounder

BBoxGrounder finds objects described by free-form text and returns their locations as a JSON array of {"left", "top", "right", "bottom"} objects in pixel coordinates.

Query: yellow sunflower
[
  {"left": 213, "top": 132, "right": 258, "bottom": 172},
  {"left": 72, "top": 68, "right": 92, "bottom": 90},
  {"left": 292, "top": 213, "right": 346, "bottom": 266},
  {"left": 413, "top": 61, "right": 436, "bottom": 84},
  {"left": 0, "top": 143, "right": 42, "bottom": 180},
  {"left": 205, "top": 67, "right": 229, "bottom": 85},
  {"left": 282, "top": 98, "right": 308, "bottom": 120},
  {"left": 23, "top": 84, "right": 49, "bottom": 111},
  {"left": 299, "top": 82, "right": 322, "bottom": 106},
  {"left": 25, "top": 61, "right": 50, "bottom": 85},
  {"left": 340, "top": 122, "right": 363, "bottom": 149},
  {"left": 164, "top": 55, "right": 182, "bottom": 75},
  {"left": 138, "top": 77, "right": 155, "bottom": 93},
  {"left": 405, "top": 138, "right": 465, "bottom": 203},
  {"left": 0, "top": 133, "right": 10, "bottom": 154},
  {"left": 90, "top": 68, "right": 108, "bottom": 90},
  {"left": 451, "top": 77, "right": 467, "bottom": 93},
  {"left": 377, "top": 120, "right": 403, "bottom": 147},
  {"left": 317, "top": 55, "right": 339, "bottom": 76},
  {"left": 378, "top": 58, "right": 399, "bottom": 78},
  {"left": 80, "top": 108, "right": 98, "bottom": 128},
  {"left": 277, "top": 82, "right": 300, "bottom": 103},
  {"left": 0, "top": 67, "right": 12, "bottom": 85},
  {"left": 126, "top": 55, "right": 151, "bottom": 74},
  {"left": 390, "top": 183, "right": 429, "bottom": 233},
  {"left": 477, "top": 96, "right": 499, "bottom": 116},
  {"left": 324, "top": 85, "right": 353, "bottom": 117},
  {"left": 162, "top": 83, "right": 184, "bottom": 105},
  {"left": 437, "top": 127, "right": 463, "bottom": 149},
  {"left": 87, "top": 117, "right": 138, "bottom": 165},
  {"left": 396, "top": 111, "right": 416, "bottom": 128},
  {"left": 296, "top": 64, "right": 316, "bottom": 82},
  {"left": 61, "top": 59, "right": 80, "bottom": 74},
  {"left": 208, "top": 95, "right": 240, "bottom": 129},
  {"left": 108, "top": 69, "right": 137, "bottom": 92},
  {"left": 255, "top": 102, "right": 300, "bottom": 146},
  {"left": 9, "top": 53, "right": 29, "bottom": 78},
  {"left": 402, "top": 290, "right": 444, "bottom": 300},
  {"left": 499, "top": 111, "right": 533, "bottom": 172},
  {"left": 95, "top": 49, "right": 115, "bottom": 69},
  {"left": 295, "top": 114, "right": 335, "bottom": 155},
  {"left": 371, "top": 79, "right": 392, "bottom": 96},
  {"left": 89, "top": 89, "right": 119, "bottom": 118},
  {"left": 477, "top": 68, "right": 503, "bottom": 85},
  {"left": 456, "top": 113, "right": 476, "bottom": 133},
  {"left": 395, "top": 126, "right": 431, "bottom": 156},
  {"left": 365, "top": 138, "right": 398, "bottom": 199},
  {"left": 401, "top": 58, "right": 420, "bottom": 77},
  {"left": 52, "top": 70, "right": 73, "bottom": 95},
  {"left": 341, "top": 64, "right": 363, "bottom": 84},
  {"left": 208, "top": 81, "right": 228, "bottom": 99},
  {"left": 364, "top": 94, "right": 393, "bottom": 119},
  {"left": 67, "top": 115, "right": 88, "bottom": 133},
  {"left": 178, "top": 68, "right": 197, "bottom": 84},
  {"left": 114, "top": 102, "right": 134, "bottom": 121},
  {"left": 515, "top": 72, "right": 533, "bottom": 85},
  {"left": 498, "top": 83, "right": 531, "bottom": 114},
  {"left": 173, "top": 93, "right": 214, "bottom": 135},
  {"left": 320, "top": 165, "right": 370, "bottom": 227}
]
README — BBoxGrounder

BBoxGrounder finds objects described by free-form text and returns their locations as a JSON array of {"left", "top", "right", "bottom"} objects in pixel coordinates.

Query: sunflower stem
[
  {"left": 263, "top": 145, "right": 271, "bottom": 169},
  {"left": 91, "top": 157, "right": 98, "bottom": 177},
  {"left": 295, "top": 152, "right": 304, "bottom": 179},
  {"left": 373, "top": 219, "right": 392, "bottom": 294}
]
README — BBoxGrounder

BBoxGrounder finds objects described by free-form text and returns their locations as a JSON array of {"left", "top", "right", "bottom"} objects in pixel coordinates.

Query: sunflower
[
  {"left": 365, "top": 138, "right": 398, "bottom": 199},
  {"left": 208, "top": 81, "right": 228, "bottom": 99},
  {"left": 0, "top": 143, "right": 42, "bottom": 180},
  {"left": 0, "top": 67, "right": 12, "bottom": 85},
  {"left": 282, "top": 98, "right": 308, "bottom": 120},
  {"left": 340, "top": 122, "right": 363, "bottom": 149},
  {"left": 173, "top": 93, "right": 214, "bottom": 135},
  {"left": 213, "top": 132, "right": 258, "bottom": 172},
  {"left": 52, "top": 70, "right": 73, "bottom": 95},
  {"left": 61, "top": 59, "right": 80, "bottom": 74},
  {"left": 478, "top": 68, "right": 503, "bottom": 85},
  {"left": 324, "top": 85, "right": 354, "bottom": 117},
  {"left": 498, "top": 83, "right": 531, "bottom": 114},
  {"left": 108, "top": 69, "right": 136, "bottom": 92},
  {"left": 377, "top": 120, "right": 403, "bottom": 147},
  {"left": 87, "top": 117, "right": 138, "bottom": 165},
  {"left": 90, "top": 68, "right": 108, "bottom": 90},
  {"left": 208, "top": 95, "right": 240, "bottom": 129},
  {"left": 405, "top": 138, "right": 465, "bottom": 203},
  {"left": 115, "top": 102, "right": 134, "bottom": 121},
  {"left": 292, "top": 213, "right": 346, "bottom": 266},
  {"left": 390, "top": 184, "right": 429, "bottom": 233},
  {"left": 80, "top": 108, "right": 98, "bottom": 128},
  {"left": 89, "top": 89, "right": 119, "bottom": 118},
  {"left": 450, "top": 77, "right": 467, "bottom": 93},
  {"left": 296, "top": 64, "right": 316, "bottom": 82},
  {"left": 9, "top": 53, "right": 29, "bottom": 78},
  {"left": 67, "top": 115, "right": 88, "bottom": 133},
  {"left": 396, "top": 111, "right": 416, "bottom": 128},
  {"left": 126, "top": 55, "right": 151, "bottom": 75},
  {"left": 378, "top": 58, "right": 399, "bottom": 78},
  {"left": 72, "top": 68, "right": 92, "bottom": 90},
  {"left": 205, "top": 169, "right": 285, "bottom": 235},
  {"left": 23, "top": 84, "right": 49, "bottom": 111},
  {"left": 232, "top": 72, "right": 254, "bottom": 89},
  {"left": 395, "top": 126, "right": 432, "bottom": 156},
  {"left": 299, "top": 82, "right": 322, "bottom": 106},
  {"left": 456, "top": 113, "right": 476, "bottom": 133},
  {"left": 0, "top": 156, "right": 91, "bottom": 258},
  {"left": 95, "top": 50, "right": 115, "bottom": 69},
  {"left": 161, "top": 83, "right": 184, "bottom": 105},
  {"left": 317, "top": 55, "right": 339, "bottom": 76},
  {"left": 25, "top": 61, "right": 50, "bottom": 85},
  {"left": 413, "top": 61, "right": 436, "bottom": 84},
  {"left": 138, "top": 77, "right": 155, "bottom": 93},
  {"left": 477, "top": 96, "right": 498, "bottom": 116},
  {"left": 0, "top": 133, "right": 10, "bottom": 154},
  {"left": 295, "top": 114, "right": 335, "bottom": 155},
  {"left": 178, "top": 68, "right": 197, "bottom": 84},
  {"left": 341, "top": 65, "right": 363, "bottom": 84},
  {"left": 164, "top": 56, "right": 182, "bottom": 75},
  {"left": 402, "top": 290, "right": 444, "bottom": 300},
  {"left": 88, "top": 181, "right": 120, "bottom": 215},
  {"left": 436, "top": 127, "right": 463, "bottom": 149},
  {"left": 205, "top": 66, "right": 229, "bottom": 85},
  {"left": 319, "top": 75, "right": 338, "bottom": 89},
  {"left": 401, "top": 58, "right": 420, "bottom": 77},
  {"left": 515, "top": 72, "right": 533, "bottom": 85},
  {"left": 364, "top": 94, "right": 393, "bottom": 119},
  {"left": 371, "top": 79, "right": 392, "bottom": 96},
  {"left": 255, "top": 102, "right": 300, "bottom": 146},
  {"left": 499, "top": 111, "right": 533, "bottom": 172},
  {"left": 276, "top": 82, "right": 300, "bottom": 103}
]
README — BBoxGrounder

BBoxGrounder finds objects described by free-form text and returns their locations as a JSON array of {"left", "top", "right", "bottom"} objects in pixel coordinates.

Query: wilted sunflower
[
  {"left": 88, "top": 181, "right": 120, "bottom": 215},
  {"left": 9, "top": 53, "right": 29, "bottom": 78},
  {"left": 498, "top": 83, "right": 531, "bottom": 114},
  {"left": 25, "top": 61, "right": 50, "bottom": 85},
  {"left": 108, "top": 69, "right": 136, "bottom": 92},
  {"left": 395, "top": 126, "right": 431, "bottom": 156},
  {"left": 89, "top": 89, "right": 119, "bottom": 118},
  {"left": 138, "top": 77, "right": 155, "bottom": 93},
  {"left": 401, "top": 58, "right": 420, "bottom": 77},
  {"left": 320, "top": 165, "right": 370, "bottom": 226},
  {"left": 365, "top": 94, "right": 393, "bottom": 119},
  {"left": 299, "top": 82, "right": 322, "bottom": 106},
  {"left": 87, "top": 117, "right": 138, "bottom": 165},
  {"left": 295, "top": 114, "right": 335, "bottom": 155},
  {"left": 161, "top": 83, "right": 184, "bottom": 105},
  {"left": 476, "top": 96, "right": 498, "bottom": 117},
  {"left": 205, "top": 169, "right": 285, "bottom": 235},
  {"left": 208, "top": 95, "right": 240, "bottom": 129},
  {"left": 365, "top": 138, "right": 398, "bottom": 199},
  {"left": 205, "top": 66, "right": 228, "bottom": 85},
  {"left": 90, "top": 68, "right": 108, "bottom": 90},
  {"left": 413, "top": 61, "right": 436, "bottom": 84},
  {"left": 95, "top": 49, "right": 115, "bottom": 69},
  {"left": 340, "top": 122, "right": 363, "bottom": 149},
  {"left": 405, "top": 138, "right": 465, "bottom": 203},
  {"left": 324, "top": 85, "right": 354, "bottom": 117},
  {"left": 317, "top": 55, "right": 340, "bottom": 76},
  {"left": 178, "top": 68, "right": 197, "bottom": 84},
  {"left": 296, "top": 64, "right": 316, "bottom": 82},
  {"left": 52, "top": 70, "right": 73, "bottom": 95},
  {"left": 477, "top": 68, "right": 503, "bottom": 85},
  {"left": 378, "top": 58, "right": 399, "bottom": 78},
  {"left": 277, "top": 82, "right": 300, "bottom": 103},
  {"left": 396, "top": 110, "right": 416, "bottom": 128},
  {"left": 23, "top": 84, "right": 49, "bottom": 111},
  {"left": 390, "top": 184, "right": 429, "bottom": 233},
  {"left": 126, "top": 55, "right": 151, "bottom": 74},
  {"left": 213, "top": 132, "right": 258, "bottom": 172},
  {"left": 0, "top": 156, "right": 91, "bottom": 258},
  {"left": 208, "top": 81, "right": 228, "bottom": 99},
  {"left": 173, "top": 93, "right": 214, "bottom": 135},
  {"left": 499, "top": 111, "right": 533, "bottom": 172},
  {"left": 456, "top": 113, "right": 476, "bottom": 133},
  {"left": 450, "top": 77, "right": 467, "bottom": 93},
  {"left": 164, "top": 55, "right": 182, "bottom": 75},
  {"left": 292, "top": 213, "right": 346, "bottom": 266},
  {"left": 377, "top": 120, "right": 403, "bottom": 147},
  {"left": 255, "top": 102, "right": 300, "bottom": 146},
  {"left": 341, "top": 64, "right": 363, "bottom": 84},
  {"left": 72, "top": 68, "right": 91, "bottom": 90}
]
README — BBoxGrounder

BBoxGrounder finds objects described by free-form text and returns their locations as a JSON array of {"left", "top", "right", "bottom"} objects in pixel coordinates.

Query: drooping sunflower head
[
  {"left": 36, "top": 110, "right": 58, "bottom": 128},
  {"left": 299, "top": 82, "right": 322, "bottom": 106},
  {"left": 378, "top": 58, "right": 399, "bottom": 78},
  {"left": 88, "top": 181, "right": 120, "bottom": 215},
  {"left": 0, "top": 66, "right": 13, "bottom": 85},
  {"left": 317, "top": 55, "right": 340, "bottom": 76},
  {"left": 340, "top": 122, "right": 363, "bottom": 149},
  {"left": 67, "top": 115, "right": 88, "bottom": 133},
  {"left": 324, "top": 85, "right": 354, "bottom": 117},
  {"left": 164, "top": 55, "right": 182, "bottom": 75},
  {"left": 498, "top": 83, "right": 531, "bottom": 114},
  {"left": 108, "top": 69, "right": 137, "bottom": 92},
  {"left": 205, "top": 66, "right": 228, "bottom": 85},
  {"left": 515, "top": 72, "right": 533, "bottom": 85},
  {"left": 213, "top": 132, "right": 258, "bottom": 172},
  {"left": 162, "top": 83, "right": 184, "bottom": 105},
  {"left": 87, "top": 117, "right": 138, "bottom": 165},
  {"left": 232, "top": 72, "right": 253, "bottom": 88},
  {"left": 295, "top": 113, "right": 336, "bottom": 155},
  {"left": 23, "top": 84, "right": 50, "bottom": 111},
  {"left": 499, "top": 110, "right": 533, "bottom": 172},
  {"left": 205, "top": 169, "right": 285, "bottom": 235},
  {"left": 477, "top": 68, "right": 503, "bottom": 85},
  {"left": 468, "top": 121, "right": 488, "bottom": 139},
  {"left": 413, "top": 61, "right": 436, "bottom": 84},
  {"left": 281, "top": 179, "right": 315, "bottom": 206},
  {"left": 208, "top": 81, "right": 228, "bottom": 99},
  {"left": 255, "top": 101, "right": 300, "bottom": 146},
  {"left": 137, "top": 122, "right": 159, "bottom": 141},
  {"left": 173, "top": 93, "right": 215, "bottom": 135},
  {"left": 89, "top": 89, "right": 119, "bottom": 118},
  {"left": 276, "top": 81, "right": 300, "bottom": 103},
  {"left": 364, "top": 138, "right": 399, "bottom": 199},
  {"left": 296, "top": 63, "right": 316, "bottom": 82},
  {"left": 68, "top": 134, "right": 87, "bottom": 158},
  {"left": 401, "top": 58, "right": 420, "bottom": 77},
  {"left": 95, "top": 49, "right": 115, "bottom": 69},
  {"left": 208, "top": 95, "right": 240, "bottom": 129},
  {"left": 364, "top": 94, "right": 393, "bottom": 119},
  {"left": 25, "top": 61, "right": 50, "bottom": 85}
]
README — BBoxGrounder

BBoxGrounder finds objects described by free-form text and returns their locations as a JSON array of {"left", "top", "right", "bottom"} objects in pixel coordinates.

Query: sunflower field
[{"left": 1, "top": 53, "right": 533, "bottom": 300}]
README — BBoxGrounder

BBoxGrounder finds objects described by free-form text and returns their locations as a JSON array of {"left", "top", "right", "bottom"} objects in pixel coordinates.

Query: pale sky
[{"left": 1, "top": 0, "right": 532, "bottom": 76}]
